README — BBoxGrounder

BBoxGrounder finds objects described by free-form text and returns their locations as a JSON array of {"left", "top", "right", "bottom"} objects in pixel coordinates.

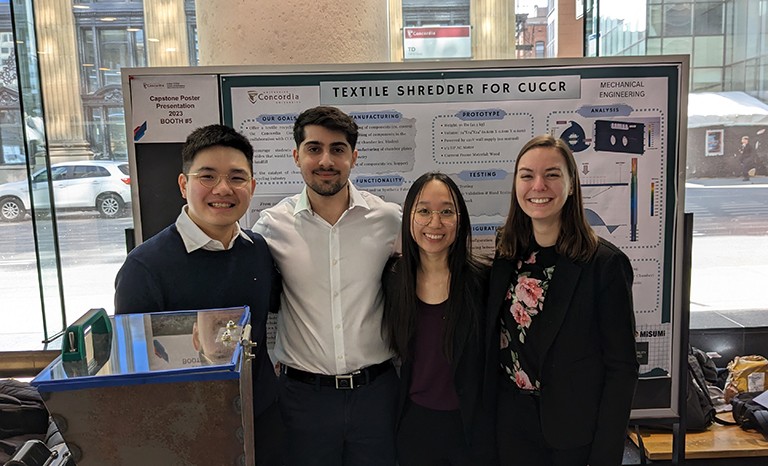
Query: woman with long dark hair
[
  {"left": 488, "top": 135, "right": 638, "bottom": 466},
  {"left": 383, "top": 172, "right": 494, "bottom": 465}
]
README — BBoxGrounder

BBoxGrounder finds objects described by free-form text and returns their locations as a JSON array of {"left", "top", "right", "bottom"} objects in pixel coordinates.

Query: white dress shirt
[
  {"left": 253, "top": 184, "right": 401, "bottom": 375},
  {"left": 176, "top": 206, "right": 252, "bottom": 253}
]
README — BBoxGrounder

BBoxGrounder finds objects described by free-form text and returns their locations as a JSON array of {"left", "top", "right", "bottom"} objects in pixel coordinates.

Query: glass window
[
  {"left": 99, "top": 29, "right": 131, "bottom": 86},
  {"left": 723, "top": 65, "right": 733, "bottom": 90},
  {"left": 648, "top": 5, "right": 663, "bottom": 37},
  {"left": 402, "top": 0, "right": 470, "bottom": 27},
  {"left": 646, "top": 37, "right": 661, "bottom": 55},
  {"left": 761, "top": 57, "right": 768, "bottom": 101},
  {"left": 745, "top": 58, "right": 759, "bottom": 92},
  {"left": 0, "top": 109, "right": 24, "bottom": 165},
  {"left": 661, "top": 36, "right": 692, "bottom": 55},
  {"left": 729, "top": 60, "right": 746, "bottom": 88},
  {"left": 664, "top": 3, "right": 692, "bottom": 36},
  {"left": 729, "top": 0, "right": 748, "bottom": 63},
  {"left": 693, "top": 36, "right": 724, "bottom": 67},
  {"left": 745, "top": 1, "right": 762, "bottom": 59},
  {"left": 691, "top": 67, "right": 723, "bottom": 91},
  {"left": 73, "top": 165, "right": 110, "bottom": 178},
  {"left": 188, "top": 24, "right": 198, "bottom": 65},
  {"left": 0, "top": 0, "right": 197, "bottom": 348},
  {"left": 80, "top": 27, "right": 146, "bottom": 92},
  {"left": 107, "top": 108, "right": 128, "bottom": 160},
  {"left": 693, "top": 2, "right": 723, "bottom": 35}
]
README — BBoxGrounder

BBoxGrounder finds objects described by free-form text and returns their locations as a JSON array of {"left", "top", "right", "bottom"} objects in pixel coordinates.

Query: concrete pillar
[
  {"left": 471, "top": 0, "right": 516, "bottom": 60},
  {"left": 143, "top": 0, "right": 190, "bottom": 66},
  {"left": 194, "top": 0, "right": 389, "bottom": 65},
  {"left": 33, "top": 0, "right": 91, "bottom": 159},
  {"left": 389, "top": 0, "right": 404, "bottom": 62}
]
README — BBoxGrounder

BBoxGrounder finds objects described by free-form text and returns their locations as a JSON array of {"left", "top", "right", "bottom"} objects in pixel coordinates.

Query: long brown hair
[{"left": 497, "top": 134, "right": 597, "bottom": 262}]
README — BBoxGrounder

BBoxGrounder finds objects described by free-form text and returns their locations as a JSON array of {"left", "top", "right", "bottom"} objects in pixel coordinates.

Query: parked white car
[{"left": 0, "top": 161, "right": 131, "bottom": 221}]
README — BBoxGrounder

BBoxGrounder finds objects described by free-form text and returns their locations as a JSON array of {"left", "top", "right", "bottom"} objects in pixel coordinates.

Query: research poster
[
  {"left": 125, "top": 59, "right": 687, "bottom": 415},
  {"left": 221, "top": 63, "right": 683, "bottom": 383}
]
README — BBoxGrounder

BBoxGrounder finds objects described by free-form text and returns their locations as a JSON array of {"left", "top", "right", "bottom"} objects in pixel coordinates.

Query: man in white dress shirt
[{"left": 253, "top": 106, "right": 401, "bottom": 465}]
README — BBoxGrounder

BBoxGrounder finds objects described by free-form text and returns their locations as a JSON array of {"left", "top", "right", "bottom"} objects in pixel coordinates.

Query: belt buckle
[{"left": 335, "top": 374, "right": 354, "bottom": 389}]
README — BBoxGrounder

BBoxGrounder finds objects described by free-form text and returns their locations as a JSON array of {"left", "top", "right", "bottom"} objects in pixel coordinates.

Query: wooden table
[{"left": 628, "top": 413, "right": 768, "bottom": 460}]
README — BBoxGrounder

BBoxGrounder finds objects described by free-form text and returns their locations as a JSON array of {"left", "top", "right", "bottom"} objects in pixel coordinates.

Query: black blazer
[
  {"left": 485, "top": 238, "right": 638, "bottom": 466},
  {"left": 386, "top": 259, "right": 496, "bottom": 464}
]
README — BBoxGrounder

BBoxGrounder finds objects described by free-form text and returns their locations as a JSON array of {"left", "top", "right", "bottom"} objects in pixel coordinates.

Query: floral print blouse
[{"left": 499, "top": 245, "right": 557, "bottom": 392}]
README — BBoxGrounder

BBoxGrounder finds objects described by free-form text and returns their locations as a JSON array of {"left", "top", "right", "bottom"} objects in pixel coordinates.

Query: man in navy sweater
[{"left": 114, "top": 124, "right": 283, "bottom": 465}]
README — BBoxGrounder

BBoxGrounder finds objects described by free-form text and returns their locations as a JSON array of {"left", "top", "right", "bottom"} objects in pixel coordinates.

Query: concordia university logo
[{"left": 247, "top": 90, "right": 300, "bottom": 104}]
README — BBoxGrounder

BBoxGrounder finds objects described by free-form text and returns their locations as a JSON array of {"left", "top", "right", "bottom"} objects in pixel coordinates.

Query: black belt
[{"left": 283, "top": 361, "right": 392, "bottom": 389}]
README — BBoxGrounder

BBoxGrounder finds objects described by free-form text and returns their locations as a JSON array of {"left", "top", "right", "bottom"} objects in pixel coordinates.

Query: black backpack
[
  {"left": 0, "top": 379, "right": 49, "bottom": 440},
  {"left": 685, "top": 351, "right": 717, "bottom": 431},
  {"left": 731, "top": 392, "right": 768, "bottom": 441}
]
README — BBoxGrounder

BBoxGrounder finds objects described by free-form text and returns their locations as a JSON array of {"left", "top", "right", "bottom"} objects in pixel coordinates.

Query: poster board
[
  {"left": 123, "top": 57, "right": 689, "bottom": 419},
  {"left": 705, "top": 129, "right": 724, "bottom": 156}
]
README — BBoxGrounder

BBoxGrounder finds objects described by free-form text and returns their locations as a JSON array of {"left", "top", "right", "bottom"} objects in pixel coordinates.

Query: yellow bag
[{"left": 724, "top": 355, "right": 768, "bottom": 402}]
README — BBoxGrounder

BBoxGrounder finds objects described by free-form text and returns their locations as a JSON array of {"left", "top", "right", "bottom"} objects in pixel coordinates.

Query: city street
[
  {"left": 685, "top": 177, "right": 768, "bottom": 314},
  {"left": 685, "top": 176, "right": 768, "bottom": 236},
  {"left": 1, "top": 177, "right": 767, "bottom": 349}
]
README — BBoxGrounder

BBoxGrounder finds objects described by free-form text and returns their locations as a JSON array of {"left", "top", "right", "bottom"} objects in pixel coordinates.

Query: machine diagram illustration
[{"left": 551, "top": 113, "right": 663, "bottom": 247}]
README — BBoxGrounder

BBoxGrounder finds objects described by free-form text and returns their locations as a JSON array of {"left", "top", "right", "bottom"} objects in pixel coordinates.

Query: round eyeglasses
[
  {"left": 412, "top": 208, "right": 458, "bottom": 226},
  {"left": 186, "top": 171, "right": 252, "bottom": 189}
]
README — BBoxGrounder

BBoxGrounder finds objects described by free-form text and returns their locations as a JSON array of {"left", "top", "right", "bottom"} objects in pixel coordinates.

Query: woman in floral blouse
[
  {"left": 383, "top": 172, "right": 495, "bottom": 465},
  {"left": 486, "top": 135, "right": 638, "bottom": 466}
]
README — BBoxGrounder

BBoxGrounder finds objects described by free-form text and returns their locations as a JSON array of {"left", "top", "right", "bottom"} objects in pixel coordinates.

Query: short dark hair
[
  {"left": 293, "top": 106, "right": 358, "bottom": 149},
  {"left": 181, "top": 125, "right": 254, "bottom": 174}
]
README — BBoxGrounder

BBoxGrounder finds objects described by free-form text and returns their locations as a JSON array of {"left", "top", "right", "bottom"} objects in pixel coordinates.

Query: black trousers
[
  {"left": 496, "top": 385, "right": 591, "bottom": 466},
  {"left": 396, "top": 400, "right": 475, "bottom": 466},
  {"left": 278, "top": 366, "right": 398, "bottom": 466},
  {"left": 254, "top": 399, "right": 284, "bottom": 466}
]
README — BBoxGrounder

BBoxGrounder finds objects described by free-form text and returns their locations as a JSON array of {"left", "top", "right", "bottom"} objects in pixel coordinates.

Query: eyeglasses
[
  {"left": 412, "top": 208, "right": 458, "bottom": 226},
  {"left": 186, "top": 171, "right": 252, "bottom": 189}
]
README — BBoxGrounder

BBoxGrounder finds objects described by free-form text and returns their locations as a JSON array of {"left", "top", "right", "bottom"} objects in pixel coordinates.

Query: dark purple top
[{"left": 408, "top": 299, "right": 460, "bottom": 410}]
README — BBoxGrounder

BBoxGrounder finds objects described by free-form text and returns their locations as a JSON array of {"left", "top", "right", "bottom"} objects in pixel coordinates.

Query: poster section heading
[{"left": 130, "top": 74, "right": 220, "bottom": 144}]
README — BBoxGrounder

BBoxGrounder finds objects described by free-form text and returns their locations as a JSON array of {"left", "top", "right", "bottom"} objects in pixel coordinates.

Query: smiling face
[
  {"left": 294, "top": 124, "right": 358, "bottom": 199},
  {"left": 410, "top": 179, "right": 458, "bottom": 260},
  {"left": 178, "top": 145, "right": 255, "bottom": 244},
  {"left": 515, "top": 146, "right": 573, "bottom": 235}
]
